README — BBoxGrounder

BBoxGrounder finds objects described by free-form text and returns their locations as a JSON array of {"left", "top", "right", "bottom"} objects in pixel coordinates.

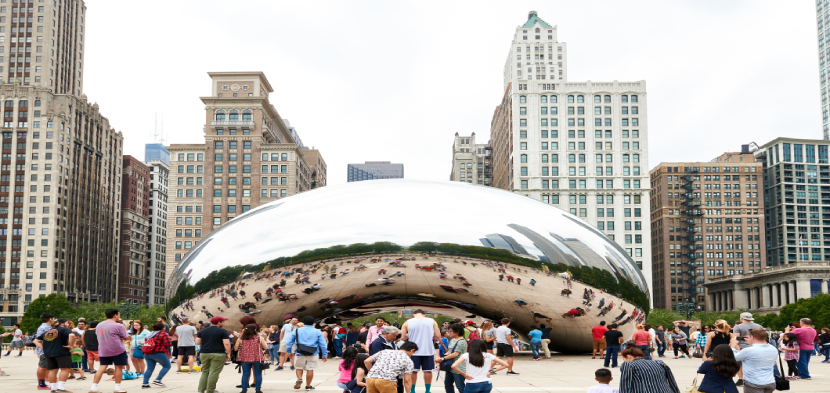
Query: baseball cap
[
  {"left": 210, "top": 316, "right": 228, "bottom": 324},
  {"left": 636, "top": 324, "right": 644, "bottom": 329},
  {"left": 464, "top": 320, "right": 474, "bottom": 325},
  {"left": 740, "top": 312, "right": 754, "bottom": 321}
]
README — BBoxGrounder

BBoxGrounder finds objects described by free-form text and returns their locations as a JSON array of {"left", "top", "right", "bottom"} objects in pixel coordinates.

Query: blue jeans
[
  {"left": 268, "top": 346, "right": 280, "bottom": 363},
  {"left": 463, "top": 381, "right": 491, "bottom": 393},
  {"left": 797, "top": 349, "right": 812, "bottom": 379},
  {"left": 656, "top": 341, "right": 666, "bottom": 357},
  {"left": 443, "top": 372, "right": 465, "bottom": 393},
  {"left": 143, "top": 352, "right": 171, "bottom": 385},
  {"left": 82, "top": 347, "right": 88, "bottom": 370},
  {"left": 333, "top": 338, "right": 343, "bottom": 357},
  {"left": 635, "top": 345, "right": 652, "bottom": 360},
  {"left": 604, "top": 345, "right": 621, "bottom": 367},
  {"left": 240, "top": 362, "right": 263, "bottom": 392},
  {"left": 529, "top": 341, "right": 542, "bottom": 359},
  {"left": 821, "top": 345, "right": 830, "bottom": 361}
]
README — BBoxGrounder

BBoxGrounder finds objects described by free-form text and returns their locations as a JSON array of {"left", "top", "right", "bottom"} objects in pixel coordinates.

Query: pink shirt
[
  {"left": 791, "top": 327, "right": 818, "bottom": 349},
  {"left": 96, "top": 320, "right": 129, "bottom": 357},
  {"left": 366, "top": 325, "right": 383, "bottom": 345},
  {"left": 337, "top": 360, "right": 354, "bottom": 383}
]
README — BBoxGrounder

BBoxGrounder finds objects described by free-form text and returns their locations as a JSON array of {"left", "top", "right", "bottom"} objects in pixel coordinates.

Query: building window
[{"left": 215, "top": 110, "right": 225, "bottom": 121}]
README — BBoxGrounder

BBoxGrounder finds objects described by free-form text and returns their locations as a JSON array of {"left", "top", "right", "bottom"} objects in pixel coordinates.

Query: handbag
[
  {"left": 692, "top": 346, "right": 703, "bottom": 359},
  {"left": 259, "top": 338, "right": 271, "bottom": 370},
  {"left": 684, "top": 375, "right": 698, "bottom": 393},
  {"left": 295, "top": 329, "right": 318, "bottom": 356},
  {"left": 131, "top": 335, "right": 145, "bottom": 359},
  {"left": 775, "top": 351, "right": 790, "bottom": 390},
  {"left": 24, "top": 334, "right": 36, "bottom": 348},
  {"left": 439, "top": 340, "right": 460, "bottom": 372}
]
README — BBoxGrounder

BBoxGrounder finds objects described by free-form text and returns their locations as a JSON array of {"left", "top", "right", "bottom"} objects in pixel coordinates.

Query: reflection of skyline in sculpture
[
  {"left": 479, "top": 233, "right": 541, "bottom": 261},
  {"left": 167, "top": 180, "right": 649, "bottom": 353}
]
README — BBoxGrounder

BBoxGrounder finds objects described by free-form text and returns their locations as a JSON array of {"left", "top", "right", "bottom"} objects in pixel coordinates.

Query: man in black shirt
[
  {"left": 35, "top": 318, "right": 76, "bottom": 392},
  {"left": 602, "top": 323, "right": 624, "bottom": 368},
  {"left": 356, "top": 323, "right": 371, "bottom": 353},
  {"left": 533, "top": 315, "right": 554, "bottom": 359},
  {"left": 196, "top": 316, "right": 231, "bottom": 393},
  {"left": 82, "top": 321, "right": 100, "bottom": 372}
]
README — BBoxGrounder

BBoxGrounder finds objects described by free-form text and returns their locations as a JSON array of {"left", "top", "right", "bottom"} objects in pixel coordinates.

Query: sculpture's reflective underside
[{"left": 169, "top": 180, "right": 649, "bottom": 353}]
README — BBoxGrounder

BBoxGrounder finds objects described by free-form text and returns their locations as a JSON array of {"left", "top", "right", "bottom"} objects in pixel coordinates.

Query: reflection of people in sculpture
[
  {"left": 515, "top": 299, "right": 527, "bottom": 307},
  {"left": 563, "top": 308, "right": 586, "bottom": 318},
  {"left": 614, "top": 309, "right": 628, "bottom": 321}
]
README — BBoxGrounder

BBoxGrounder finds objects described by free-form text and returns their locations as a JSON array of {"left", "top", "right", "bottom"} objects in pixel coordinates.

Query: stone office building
[
  {"left": 450, "top": 133, "right": 492, "bottom": 186},
  {"left": 704, "top": 262, "right": 830, "bottom": 313},
  {"left": 166, "top": 72, "right": 325, "bottom": 287}
]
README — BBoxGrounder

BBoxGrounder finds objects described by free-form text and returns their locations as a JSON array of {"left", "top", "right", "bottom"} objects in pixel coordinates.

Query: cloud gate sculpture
[{"left": 169, "top": 180, "right": 649, "bottom": 353}]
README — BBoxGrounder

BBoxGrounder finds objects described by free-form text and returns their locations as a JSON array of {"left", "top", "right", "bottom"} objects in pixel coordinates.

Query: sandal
[{"left": 673, "top": 356, "right": 679, "bottom": 359}]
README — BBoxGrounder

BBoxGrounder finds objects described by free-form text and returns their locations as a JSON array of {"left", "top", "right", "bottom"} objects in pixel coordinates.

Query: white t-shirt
[
  {"left": 648, "top": 328, "right": 656, "bottom": 344},
  {"left": 11, "top": 328, "right": 22, "bottom": 342},
  {"left": 280, "top": 324, "right": 297, "bottom": 343},
  {"left": 495, "top": 326, "right": 512, "bottom": 344},
  {"left": 460, "top": 352, "right": 496, "bottom": 383}
]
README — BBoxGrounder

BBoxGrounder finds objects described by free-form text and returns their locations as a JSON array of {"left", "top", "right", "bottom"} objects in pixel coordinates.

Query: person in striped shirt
[{"left": 619, "top": 347, "right": 680, "bottom": 393}]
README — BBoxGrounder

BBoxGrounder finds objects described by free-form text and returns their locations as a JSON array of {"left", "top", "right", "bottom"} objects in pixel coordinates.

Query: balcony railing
[{"left": 210, "top": 120, "right": 255, "bottom": 128}]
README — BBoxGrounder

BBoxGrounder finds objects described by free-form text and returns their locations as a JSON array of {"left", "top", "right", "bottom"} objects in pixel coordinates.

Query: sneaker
[
  {"left": 801, "top": 377, "right": 811, "bottom": 380},
  {"left": 14, "top": 355, "right": 21, "bottom": 358},
  {"left": 294, "top": 379, "right": 303, "bottom": 389},
  {"left": 152, "top": 381, "right": 166, "bottom": 387},
  {"left": 68, "top": 374, "right": 75, "bottom": 379},
  {"left": 305, "top": 387, "right": 316, "bottom": 390},
  {"left": 113, "top": 388, "right": 127, "bottom": 393},
  {"left": 77, "top": 376, "right": 86, "bottom": 380},
  {"left": 275, "top": 366, "right": 284, "bottom": 371},
  {"left": 736, "top": 379, "right": 744, "bottom": 387},
  {"left": 0, "top": 371, "right": 7, "bottom": 376},
  {"left": 87, "top": 389, "right": 99, "bottom": 393},
  {"left": 290, "top": 366, "right": 295, "bottom": 370},
  {"left": 176, "top": 370, "right": 181, "bottom": 374},
  {"left": 506, "top": 371, "right": 520, "bottom": 375},
  {"left": 141, "top": 385, "right": 151, "bottom": 389}
]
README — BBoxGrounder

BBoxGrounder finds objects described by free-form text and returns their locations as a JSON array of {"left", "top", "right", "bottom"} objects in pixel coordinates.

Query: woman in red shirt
[
  {"left": 632, "top": 324, "right": 653, "bottom": 360},
  {"left": 141, "top": 322, "right": 173, "bottom": 388}
]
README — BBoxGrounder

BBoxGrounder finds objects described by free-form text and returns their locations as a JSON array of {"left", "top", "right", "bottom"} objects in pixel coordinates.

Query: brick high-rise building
[
  {"left": 0, "top": 88, "right": 123, "bottom": 325},
  {"left": 165, "top": 72, "right": 326, "bottom": 287},
  {"left": 649, "top": 148, "right": 765, "bottom": 311},
  {"left": 0, "top": 0, "right": 87, "bottom": 95},
  {"left": 119, "top": 155, "right": 149, "bottom": 304},
  {"left": 0, "top": 0, "right": 124, "bottom": 325}
]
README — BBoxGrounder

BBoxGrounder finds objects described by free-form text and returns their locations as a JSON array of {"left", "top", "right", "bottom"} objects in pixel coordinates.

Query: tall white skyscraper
[
  {"left": 818, "top": 1, "right": 829, "bottom": 139},
  {"left": 490, "top": 11, "right": 652, "bottom": 295}
]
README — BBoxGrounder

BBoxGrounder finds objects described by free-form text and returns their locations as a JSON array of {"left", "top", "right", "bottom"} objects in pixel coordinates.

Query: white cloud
[{"left": 83, "top": 0, "right": 820, "bottom": 183}]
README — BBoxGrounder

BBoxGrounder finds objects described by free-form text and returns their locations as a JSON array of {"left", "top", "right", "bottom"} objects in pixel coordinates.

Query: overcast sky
[{"left": 83, "top": 0, "right": 819, "bottom": 185}]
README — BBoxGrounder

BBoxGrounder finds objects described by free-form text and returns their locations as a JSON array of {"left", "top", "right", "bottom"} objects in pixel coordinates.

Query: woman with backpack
[
  {"left": 464, "top": 321, "right": 481, "bottom": 341},
  {"left": 141, "top": 321, "right": 173, "bottom": 388}
]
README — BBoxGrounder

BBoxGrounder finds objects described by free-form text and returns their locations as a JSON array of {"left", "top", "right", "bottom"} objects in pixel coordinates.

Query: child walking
[{"left": 780, "top": 332, "right": 800, "bottom": 380}]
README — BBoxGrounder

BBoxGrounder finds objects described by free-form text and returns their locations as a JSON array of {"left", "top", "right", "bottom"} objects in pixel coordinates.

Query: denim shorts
[{"left": 464, "top": 381, "right": 492, "bottom": 393}]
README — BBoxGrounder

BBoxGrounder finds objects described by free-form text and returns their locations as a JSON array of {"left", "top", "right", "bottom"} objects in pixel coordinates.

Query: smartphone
[{"left": 736, "top": 336, "right": 745, "bottom": 341}]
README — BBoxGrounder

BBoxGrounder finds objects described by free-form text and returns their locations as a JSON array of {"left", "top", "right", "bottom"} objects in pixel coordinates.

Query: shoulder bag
[
  {"left": 295, "top": 329, "right": 318, "bottom": 356},
  {"left": 775, "top": 351, "right": 790, "bottom": 391},
  {"left": 439, "top": 340, "right": 460, "bottom": 372},
  {"left": 684, "top": 374, "right": 698, "bottom": 393},
  {"left": 259, "top": 337, "right": 271, "bottom": 370},
  {"left": 131, "top": 334, "right": 145, "bottom": 359}
]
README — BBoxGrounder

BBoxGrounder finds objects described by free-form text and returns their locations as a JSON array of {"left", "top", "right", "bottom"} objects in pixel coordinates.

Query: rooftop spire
[{"left": 523, "top": 10, "right": 552, "bottom": 28}]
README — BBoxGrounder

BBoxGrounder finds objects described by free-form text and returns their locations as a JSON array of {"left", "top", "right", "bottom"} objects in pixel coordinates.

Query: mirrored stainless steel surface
[{"left": 170, "top": 180, "right": 649, "bottom": 352}]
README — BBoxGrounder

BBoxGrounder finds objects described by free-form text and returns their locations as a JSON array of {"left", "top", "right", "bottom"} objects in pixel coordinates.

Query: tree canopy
[{"left": 20, "top": 293, "right": 166, "bottom": 334}]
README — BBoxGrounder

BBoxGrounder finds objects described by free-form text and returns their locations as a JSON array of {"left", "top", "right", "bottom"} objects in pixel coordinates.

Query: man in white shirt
[
  {"left": 732, "top": 328, "right": 777, "bottom": 392},
  {"left": 494, "top": 318, "right": 520, "bottom": 375},
  {"left": 400, "top": 310, "right": 441, "bottom": 393},
  {"left": 278, "top": 317, "right": 299, "bottom": 370}
]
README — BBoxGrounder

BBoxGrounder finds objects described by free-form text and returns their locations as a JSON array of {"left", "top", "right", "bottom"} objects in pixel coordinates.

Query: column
[
  {"left": 716, "top": 292, "right": 722, "bottom": 311},
  {"left": 823, "top": 280, "right": 829, "bottom": 294},
  {"left": 791, "top": 281, "right": 798, "bottom": 301},
  {"left": 728, "top": 290, "right": 734, "bottom": 311},
  {"left": 776, "top": 284, "right": 782, "bottom": 307},
  {"left": 706, "top": 291, "right": 715, "bottom": 311},
  {"left": 746, "top": 288, "right": 752, "bottom": 309},
  {"left": 761, "top": 285, "right": 770, "bottom": 309},
  {"left": 797, "top": 279, "right": 812, "bottom": 301},
  {"left": 734, "top": 287, "right": 748, "bottom": 310}
]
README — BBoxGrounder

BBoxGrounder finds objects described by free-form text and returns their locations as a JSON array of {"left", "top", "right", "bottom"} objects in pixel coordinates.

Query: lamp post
[{"left": 119, "top": 302, "right": 140, "bottom": 320}]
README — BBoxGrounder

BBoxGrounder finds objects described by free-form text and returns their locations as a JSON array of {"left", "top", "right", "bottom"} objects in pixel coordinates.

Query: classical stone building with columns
[{"left": 704, "top": 262, "right": 830, "bottom": 313}]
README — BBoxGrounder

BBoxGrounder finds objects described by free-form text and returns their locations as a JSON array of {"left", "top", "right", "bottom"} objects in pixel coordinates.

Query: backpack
[
  {"left": 466, "top": 327, "right": 480, "bottom": 341},
  {"left": 141, "top": 333, "right": 158, "bottom": 355}
]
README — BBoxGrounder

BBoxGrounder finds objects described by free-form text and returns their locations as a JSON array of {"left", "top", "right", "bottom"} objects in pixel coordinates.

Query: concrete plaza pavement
[{"left": 2, "top": 350, "right": 830, "bottom": 393}]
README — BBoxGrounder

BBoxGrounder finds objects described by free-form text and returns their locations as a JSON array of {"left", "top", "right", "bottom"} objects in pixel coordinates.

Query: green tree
[
  {"left": 20, "top": 293, "right": 74, "bottom": 333},
  {"left": 646, "top": 308, "right": 684, "bottom": 328},
  {"left": 689, "top": 310, "right": 747, "bottom": 326}
]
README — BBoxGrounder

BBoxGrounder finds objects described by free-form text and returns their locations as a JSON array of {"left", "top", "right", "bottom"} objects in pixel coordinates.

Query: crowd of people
[{"left": 585, "top": 311, "right": 827, "bottom": 393}]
